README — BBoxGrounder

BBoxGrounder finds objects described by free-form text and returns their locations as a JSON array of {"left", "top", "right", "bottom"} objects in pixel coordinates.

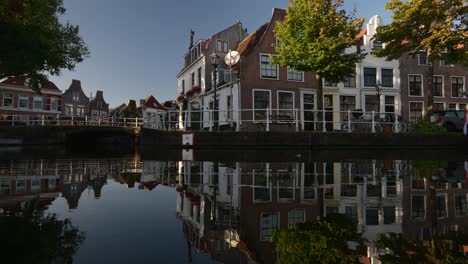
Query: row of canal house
[
  {"left": 0, "top": 77, "right": 109, "bottom": 119},
  {"left": 177, "top": 9, "right": 468, "bottom": 131},
  {"left": 175, "top": 159, "right": 468, "bottom": 263}
]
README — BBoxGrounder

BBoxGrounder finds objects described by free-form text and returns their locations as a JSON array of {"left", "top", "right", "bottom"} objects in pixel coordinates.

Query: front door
[{"left": 302, "top": 93, "right": 315, "bottom": 131}]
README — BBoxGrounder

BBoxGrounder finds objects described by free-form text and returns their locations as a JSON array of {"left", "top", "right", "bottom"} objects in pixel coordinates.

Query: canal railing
[
  {"left": 0, "top": 109, "right": 413, "bottom": 134},
  {"left": 0, "top": 114, "right": 143, "bottom": 128}
]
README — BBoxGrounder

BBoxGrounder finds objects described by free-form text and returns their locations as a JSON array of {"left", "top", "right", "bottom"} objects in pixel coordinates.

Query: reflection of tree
[
  {"left": 273, "top": 214, "right": 365, "bottom": 264},
  {"left": 376, "top": 232, "right": 468, "bottom": 264},
  {"left": 0, "top": 200, "right": 85, "bottom": 264}
]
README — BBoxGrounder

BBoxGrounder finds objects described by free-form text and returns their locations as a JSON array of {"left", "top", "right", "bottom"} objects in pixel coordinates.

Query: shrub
[{"left": 414, "top": 120, "right": 447, "bottom": 134}]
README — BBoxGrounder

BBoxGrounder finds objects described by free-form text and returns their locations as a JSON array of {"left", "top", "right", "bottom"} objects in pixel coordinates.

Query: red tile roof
[
  {"left": 141, "top": 95, "right": 164, "bottom": 110},
  {"left": 1, "top": 77, "right": 61, "bottom": 91},
  {"left": 237, "top": 22, "right": 269, "bottom": 56}
]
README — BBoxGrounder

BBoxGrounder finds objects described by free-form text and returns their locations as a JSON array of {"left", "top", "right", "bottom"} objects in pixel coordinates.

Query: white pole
[
  {"left": 266, "top": 107, "right": 270, "bottom": 132},
  {"left": 347, "top": 110, "right": 351, "bottom": 133},
  {"left": 322, "top": 110, "right": 326, "bottom": 132},
  {"left": 371, "top": 110, "right": 376, "bottom": 134},
  {"left": 295, "top": 108, "right": 299, "bottom": 132}
]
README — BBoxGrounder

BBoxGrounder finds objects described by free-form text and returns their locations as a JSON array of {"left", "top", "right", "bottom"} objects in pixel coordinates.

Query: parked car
[{"left": 430, "top": 110, "right": 465, "bottom": 131}]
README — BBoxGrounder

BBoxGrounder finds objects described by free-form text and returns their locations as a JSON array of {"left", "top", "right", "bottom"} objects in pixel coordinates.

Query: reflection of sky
[{"left": 47, "top": 180, "right": 217, "bottom": 264}]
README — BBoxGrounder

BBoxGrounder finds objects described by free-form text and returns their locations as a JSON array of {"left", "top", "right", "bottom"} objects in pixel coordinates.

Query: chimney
[{"left": 190, "top": 30, "right": 194, "bottom": 49}]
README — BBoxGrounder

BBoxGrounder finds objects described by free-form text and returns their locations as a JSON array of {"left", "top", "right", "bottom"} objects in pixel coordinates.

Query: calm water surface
[{"left": 1, "top": 149, "right": 467, "bottom": 263}]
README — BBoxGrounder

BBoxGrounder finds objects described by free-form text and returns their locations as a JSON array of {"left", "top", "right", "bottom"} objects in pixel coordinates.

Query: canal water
[{"left": 0, "top": 148, "right": 467, "bottom": 263}]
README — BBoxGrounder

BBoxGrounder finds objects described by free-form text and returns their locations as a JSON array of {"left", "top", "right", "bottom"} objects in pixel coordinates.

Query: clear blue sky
[{"left": 49, "top": 0, "right": 392, "bottom": 108}]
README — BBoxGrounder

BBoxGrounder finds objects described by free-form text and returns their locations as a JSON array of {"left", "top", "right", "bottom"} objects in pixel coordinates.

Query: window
[
  {"left": 217, "top": 40, "right": 228, "bottom": 53},
  {"left": 409, "top": 102, "right": 423, "bottom": 122},
  {"left": 433, "top": 76, "right": 443, "bottom": 97},
  {"left": 385, "top": 96, "right": 395, "bottom": 113},
  {"left": 451, "top": 77, "right": 464, "bottom": 98},
  {"left": 440, "top": 54, "right": 454, "bottom": 67},
  {"left": 343, "top": 75, "right": 356, "bottom": 88},
  {"left": 278, "top": 170, "right": 295, "bottom": 200},
  {"left": 18, "top": 95, "right": 29, "bottom": 109},
  {"left": 364, "top": 67, "right": 377, "bottom": 87},
  {"left": 253, "top": 90, "right": 271, "bottom": 121},
  {"left": 260, "top": 54, "right": 278, "bottom": 79},
  {"left": 381, "top": 68, "right": 393, "bottom": 87},
  {"left": 372, "top": 41, "right": 383, "bottom": 50},
  {"left": 191, "top": 72, "right": 195, "bottom": 88},
  {"left": 92, "top": 110, "right": 99, "bottom": 117},
  {"left": 448, "top": 103, "right": 457, "bottom": 110},
  {"left": 365, "top": 95, "right": 379, "bottom": 112},
  {"left": 288, "top": 209, "right": 305, "bottom": 225},
  {"left": 3, "top": 93, "right": 13, "bottom": 107},
  {"left": 455, "top": 194, "right": 468, "bottom": 216},
  {"left": 383, "top": 206, "right": 396, "bottom": 224},
  {"left": 181, "top": 80, "right": 185, "bottom": 93},
  {"left": 77, "top": 107, "right": 85, "bottom": 117},
  {"left": 434, "top": 103, "right": 445, "bottom": 112},
  {"left": 418, "top": 52, "right": 428, "bottom": 65},
  {"left": 436, "top": 194, "right": 447, "bottom": 218},
  {"left": 366, "top": 208, "right": 379, "bottom": 225},
  {"left": 197, "top": 67, "right": 202, "bottom": 86},
  {"left": 412, "top": 195, "right": 425, "bottom": 219},
  {"left": 33, "top": 96, "right": 43, "bottom": 110},
  {"left": 275, "top": 37, "right": 281, "bottom": 48},
  {"left": 409, "top": 75, "right": 423, "bottom": 96},
  {"left": 340, "top": 96, "right": 355, "bottom": 121},
  {"left": 287, "top": 68, "right": 303, "bottom": 82},
  {"left": 253, "top": 168, "right": 271, "bottom": 202},
  {"left": 459, "top": 104, "right": 466, "bottom": 110},
  {"left": 324, "top": 79, "right": 337, "bottom": 87},
  {"left": 96, "top": 101, "right": 102, "bottom": 109},
  {"left": 73, "top": 91, "right": 79, "bottom": 101},
  {"left": 278, "top": 92, "right": 294, "bottom": 117},
  {"left": 227, "top": 95, "right": 232, "bottom": 120},
  {"left": 260, "top": 213, "right": 278, "bottom": 241},
  {"left": 50, "top": 97, "right": 58, "bottom": 111},
  {"left": 345, "top": 206, "right": 358, "bottom": 223},
  {"left": 65, "top": 105, "right": 73, "bottom": 116}
]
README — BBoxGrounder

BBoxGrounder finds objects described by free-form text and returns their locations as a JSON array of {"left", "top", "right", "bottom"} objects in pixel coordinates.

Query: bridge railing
[
  {"left": 142, "top": 108, "right": 409, "bottom": 134},
  {"left": 0, "top": 114, "right": 143, "bottom": 128}
]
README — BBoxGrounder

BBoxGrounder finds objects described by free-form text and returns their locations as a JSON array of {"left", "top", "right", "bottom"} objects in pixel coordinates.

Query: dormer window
[
  {"left": 372, "top": 41, "right": 383, "bottom": 50},
  {"left": 217, "top": 40, "right": 228, "bottom": 53}
]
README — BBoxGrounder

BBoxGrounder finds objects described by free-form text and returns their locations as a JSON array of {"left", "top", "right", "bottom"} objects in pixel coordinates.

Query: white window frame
[
  {"left": 288, "top": 209, "right": 306, "bottom": 224},
  {"left": 418, "top": 52, "right": 428, "bottom": 65},
  {"left": 50, "top": 97, "right": 58, "bottom": 111},
  {"left": 253, "top": 165, "right": 272, "bottom": 203},
  {"left": 259, "top": 53, "right": 279, "bottom": 80},
  {"left": 450, "top": 76, "right": 465, "bottom": 98},
  {"left": 363, "top": 67, "right": 377, "bottom": 88},
  {"left": 260, "top": 212, "right": 279, "bottom": 241},
  {"left": 277, "top": 169, "right": 296, "bottom": 201},
  {"left": 287, "top": 68, "right": 304, "bottom": 82},
  {"left": 18, "top": 95, "right": 29, "bottom": 109},
  {"left": 252, "top": 89, "right": 272, "bottom": 122},
  {"left": 33, "top": 96, "right": 43, "bottom": 110},
  {"left": 408, "top": 74, "right": 424, "bottom": 97},
  {"left": 97, "top": 101, "right": 103, "bottom": 108},
  {"left": 409, "top": 101, "right": 424, "bottom": 122},
  {"left": 277, "top": 90, "right": 295, "bottom": 120},
  {"left": 2, "top": 93, "right": 14, "bottom": 108},
  {"left": 433, "top": 75, "right": 444, "bottom": 98},
  {"left": 381, "top": 68, "right": 394, "bottom": 88},
  {"left": 384, "top": 95, "right": 395, "bottom": 113},
  {"left": 217, "top": 40, "right": 229, "bottom": 53},
  {"left": 433, "top": 102, "right": 445, "bottom": 112}
]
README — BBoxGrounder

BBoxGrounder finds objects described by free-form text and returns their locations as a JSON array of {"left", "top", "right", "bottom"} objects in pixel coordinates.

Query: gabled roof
[
  {"left": 140, "top": 95, "right": 164, "bottom": 110},
  {"left": 237, "top": 22, "right": 269, "bottom": 56},
  {"left": 1, "top": 77, "right": 61, "bottom": 91}
]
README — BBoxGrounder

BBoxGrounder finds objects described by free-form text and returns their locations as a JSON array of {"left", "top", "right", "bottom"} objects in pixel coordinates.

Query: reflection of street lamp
[
  {"left": 210, "top": 51, "right": 220, "bottom": 130},
  {"left": 375, "top": 82, "right": 382, "bottom": 113}
]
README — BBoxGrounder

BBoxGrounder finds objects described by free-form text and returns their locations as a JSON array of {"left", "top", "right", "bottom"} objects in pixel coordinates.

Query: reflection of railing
[{"left": 0, "top": 114, "right": 143, "bottom": 128}]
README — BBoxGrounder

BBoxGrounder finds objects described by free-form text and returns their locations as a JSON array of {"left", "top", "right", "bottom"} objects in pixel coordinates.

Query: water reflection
[{"left": 0, "top": 157, "right": 467, "bottom": 263}]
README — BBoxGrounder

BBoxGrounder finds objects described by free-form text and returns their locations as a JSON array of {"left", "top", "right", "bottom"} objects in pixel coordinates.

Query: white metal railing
[
  {"left": 142, "top": 108, "right": 407, "bottom": 134},
  {"left": 0, "top": 114, "right": 143, "bottom": 128},
  {"left": 0, "top": 109, "right": 408, "bottom": 133}
]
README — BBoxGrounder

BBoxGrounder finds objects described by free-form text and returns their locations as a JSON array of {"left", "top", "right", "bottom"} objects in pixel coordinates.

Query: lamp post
[
  {"left": 375, "top": 82, "right": 382, "bottom": 113},
  {"left": 210, "top": 51, "right": 220, "bottom": 131}
]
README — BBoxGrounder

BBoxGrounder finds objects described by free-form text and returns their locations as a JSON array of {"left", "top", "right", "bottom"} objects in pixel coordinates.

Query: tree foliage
[
  {"left": 272, "top": 214, "right": 364, "bottom": 264},
  {"left": 373, "top": 0, "right": 467, "bottom": 116},
  {"left": 0, "top": 0, "right": 89, "bottom": 92},
  {"left": 273, "top": 0, "right": 365, "bottom": 109},
  {"left": 0, "top": 199, "right": 86, "bottom": 264}
]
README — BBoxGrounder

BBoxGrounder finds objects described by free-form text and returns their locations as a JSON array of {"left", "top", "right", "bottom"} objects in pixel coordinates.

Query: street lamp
[{"left": 210, "top": 51, "right": 220, "bottom": 131}]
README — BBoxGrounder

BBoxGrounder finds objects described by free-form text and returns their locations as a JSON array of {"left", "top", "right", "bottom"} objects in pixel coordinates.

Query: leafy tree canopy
[
  {"left": 272, "top": 213, "right": 364, "bottom": 264},
  {"left": 373, "top": 0, "right": 467, "bottom": 63},
  {"left": 0, "top": 0, "right": 89, "bottom": 92},
  {"left": 272, "top": 0, "right": 366, "bottom": 84}
]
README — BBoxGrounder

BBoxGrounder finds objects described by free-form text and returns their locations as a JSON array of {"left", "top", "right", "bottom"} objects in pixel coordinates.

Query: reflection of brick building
[{"left": 0, "top": 77, "right": 62, "bottom": 117}]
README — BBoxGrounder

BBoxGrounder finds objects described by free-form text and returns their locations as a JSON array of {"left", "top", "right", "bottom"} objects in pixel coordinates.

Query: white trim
[
  {"left": 252, "top": 89, "right": 272, "bottom": 122},
  {"left": 33, "top": 96, "right": 43, "bottom": 111},
  {"left": 433, "top": 75, "right": 444, "bottom": 98},
  {"left": 276, "top": 90, "right": 295, "bottom": 118},
  {"left": 18, "top": 95, "right": 29, "bottom": 109},
  {"left": 408, "top": 74, "right": 424, "bottom": 97},
  {"left": 299, "top": 90, "right": 317, "bottom": 131},
  {"left": 287, "top": 67, "right": 304, "bottom": 82},
  {"left": 417, "top": 52, "right": 428, "bottom": 65},
  {"left": 259, "top": 53, "right": 279, "bottom": 80},
  {"left": 0, "top": 84, "right": 61, "bottom": 95},
  {"left": 450, "top": 76, "right": 465, "bottom": 98}
]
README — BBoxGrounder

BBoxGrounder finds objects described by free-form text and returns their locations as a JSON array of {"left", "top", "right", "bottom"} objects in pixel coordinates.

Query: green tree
[
  {"left": 273, "top": 0, "right": 365, "bottom": 112},
  {"left": 373, "top": 0, "right": 467, "bottom": 118},
  {"left": 0, "top": 0, "right": 89, "bottom": 92},
  {"left": 272, "top": 214, "right": 364, "bottom": 264}
]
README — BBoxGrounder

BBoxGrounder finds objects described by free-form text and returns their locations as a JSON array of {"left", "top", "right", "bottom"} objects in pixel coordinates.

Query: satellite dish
[{"left": 225, "top": 50, "right": 240, "bottom": 66}]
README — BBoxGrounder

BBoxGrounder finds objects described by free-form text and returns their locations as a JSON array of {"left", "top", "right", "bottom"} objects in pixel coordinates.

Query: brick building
[{"left": 61, "top": 79, "right": 89, "bottom": 117}]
